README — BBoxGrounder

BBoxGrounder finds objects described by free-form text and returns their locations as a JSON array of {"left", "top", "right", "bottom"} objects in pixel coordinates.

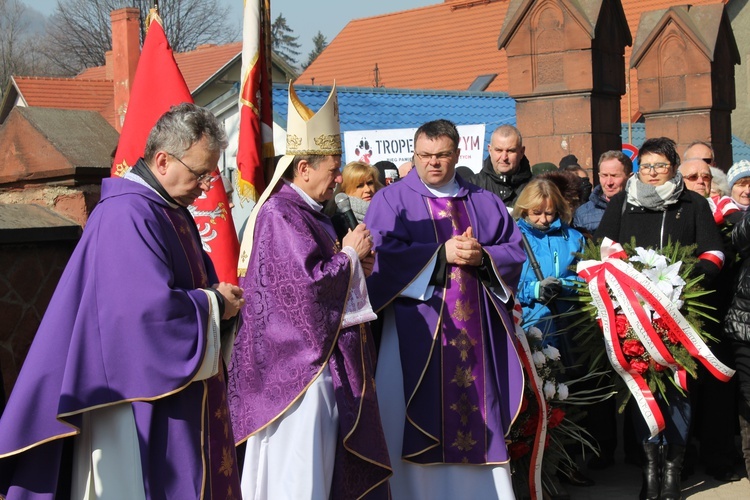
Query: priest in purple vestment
[
  {"left": 0, "top": 104, "right": 244, "bottom": 499},
  {"left": 364, "top": 119, "right": 526, "bottom": 499},
  {"left": 228, "top": 84, "right": 391, "bottom": 499}
]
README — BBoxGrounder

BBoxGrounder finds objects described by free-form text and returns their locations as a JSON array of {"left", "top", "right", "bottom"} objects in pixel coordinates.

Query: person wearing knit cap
[
  {"left": 531, "top": 161, "right": 558, "bottom": 176},
  {"left": 728, "top": 159, "right": 750, "bottom": 211},
  {"left": 559, "top": 154, "right": 579, "bottom": 169}
]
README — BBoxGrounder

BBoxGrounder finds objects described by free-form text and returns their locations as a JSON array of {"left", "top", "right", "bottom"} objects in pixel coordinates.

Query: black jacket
[
  {"left": 725, "top": 211, "right": 750, "bottom": 342},
  {"left": 468, "top": 155, "right": 532, "bottom": 207},
  {"left": 594, "top": 188, "right": 724, "bottom": 285}
]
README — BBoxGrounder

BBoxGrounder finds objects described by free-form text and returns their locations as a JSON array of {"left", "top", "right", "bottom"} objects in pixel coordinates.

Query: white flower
[
  {"left": 542, "top": 345, "right": 561, "bottom": 361},
  {"left": 556, "top": 383, "right": 569, "bottom": 401},
  {"left": 543, "top": 380, "right": 556, "bottom": 400},
  {"left": 630, "top": 247, "right": 668, "bottom": 268},
  {"left": 643, "top": 261, "right": 686, "bottom": 297},
  {"left": 527, "top": 326, "right": 543, "bottom": 340},
  {"left": 533, "top": 351, "right": 547, "bottom": 368}
]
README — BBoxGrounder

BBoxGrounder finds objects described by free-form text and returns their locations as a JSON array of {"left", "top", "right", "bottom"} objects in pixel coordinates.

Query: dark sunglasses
[{"left": 683, "top": 173, "right": 712, "bottom": 182}]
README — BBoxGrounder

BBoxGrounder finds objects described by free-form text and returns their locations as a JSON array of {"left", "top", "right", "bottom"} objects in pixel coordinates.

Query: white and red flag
[{"left": 236, "top": 0, "right": 274, "bottom": 204}]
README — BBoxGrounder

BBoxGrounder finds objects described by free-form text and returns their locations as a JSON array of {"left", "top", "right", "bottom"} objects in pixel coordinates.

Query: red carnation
[
  {"left": 652, "top": 361, "right": 667, "bottom": 372},
  {"left": 622, "top": 339, "right": 646, "bottom": 357},
  {"left": 665, "top": 327, "right": 681, "bottom": 344},
  {"left": 509, "top": 441, "right": 531, "bottom": 460},
  {"left": 521, "top": 414, "right": 539, "bottom": 437},
  {"left": 548, "top": 407, "right": 566, "bottom": 429},
  {"left": 630, "top": 359, "right": 649, "bottom": 374},
  {"left": 615, "top": 315, "right": 629, "bottom": 338}
]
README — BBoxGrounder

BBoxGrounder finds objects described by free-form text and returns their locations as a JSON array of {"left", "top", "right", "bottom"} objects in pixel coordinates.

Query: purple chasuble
[
  {"left": 0, "top": 176, "right": 240, "bottom": 499},
  {"left": 227, "top": 183, "right": 391, "bottom": 498},
  {"left": 364, "top": 172, "right": 526, "bottom": 465}
]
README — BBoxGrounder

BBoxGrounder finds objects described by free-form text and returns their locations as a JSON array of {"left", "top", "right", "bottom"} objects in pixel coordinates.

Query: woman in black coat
[{"left": 595, "top": 137, "right": 724, "bottom": 500}]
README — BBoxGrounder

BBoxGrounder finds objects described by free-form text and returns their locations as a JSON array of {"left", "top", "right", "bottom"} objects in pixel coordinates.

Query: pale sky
[{"left": 23, "top": 0, "right": 437, "bottom": 65}]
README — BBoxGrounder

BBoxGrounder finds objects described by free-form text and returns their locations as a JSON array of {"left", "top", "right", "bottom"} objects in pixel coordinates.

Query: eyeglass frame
[
  {"left": 168, "top": 152, "right": 214, "bottom": 185},
  {"left": 639, "top": 162, "right": 672, "bottom": 174},
  {"left": 683, "top": 172, "right": 713, "bottom": 182},
  {"left": 414, "top": 150, "right": 457, "bottom": 162}
]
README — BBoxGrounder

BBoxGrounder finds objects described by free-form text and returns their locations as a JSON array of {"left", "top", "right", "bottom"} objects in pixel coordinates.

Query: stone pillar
[
  {"left": 630, "top": 4, "right": 739, "bottom": 170},
  {"left": 498, "top": 0, "right": 631, "bottom": 173}
]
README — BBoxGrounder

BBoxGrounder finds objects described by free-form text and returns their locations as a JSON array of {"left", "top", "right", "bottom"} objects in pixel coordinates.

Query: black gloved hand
[{"left": 538, "top": 277, "right": 562, "bottom": 303}]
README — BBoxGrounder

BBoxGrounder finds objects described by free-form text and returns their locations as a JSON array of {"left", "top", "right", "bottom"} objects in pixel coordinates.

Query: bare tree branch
[{"left": 41, "top": 0, "right": 240, "bottom": 76}]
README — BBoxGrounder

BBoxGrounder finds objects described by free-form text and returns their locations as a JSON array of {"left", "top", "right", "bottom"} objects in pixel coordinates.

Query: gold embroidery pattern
[
  {"left": 451, "top": 366, "right": 476, "bottom": 388},
  {"left": 449, "top": 270, "right": 466, "bottom": 293},
  {"left": 452, "top": 298, "right": 475, "bottom": 322},
  {"left": 452, "top": 430, "right": 477, "bottom": 452},
  {"left": 286, "top": 134, "right": 302, "bottom": 150},
  {"left": 215, "top": 407, "right": 230, "bottom": 439},
  {"left": 449, "top": 328, "right": 477, "bottom": 362},
  {"left": 219, "top": 446, "right": 236, "bottom": 477},
  {"left": 437, "top": 201, "right": 463, "bottom": 233},
  {"left": 450, "top": 393, "right": 479, "bottom": 426},
  {"left": 113, "top": 160, "right": 131, "bottom": 178},
  {"left": 313, "top": 133, "right": 342, "bottom": 151}
]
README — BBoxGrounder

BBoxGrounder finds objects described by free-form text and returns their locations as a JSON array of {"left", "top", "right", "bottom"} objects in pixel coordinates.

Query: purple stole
[
  {"left": 428, "top": 197, "right": 492, "bottom": 464},
  {"left": 164, "top": 208, "right": 242, "bottom": 498}
]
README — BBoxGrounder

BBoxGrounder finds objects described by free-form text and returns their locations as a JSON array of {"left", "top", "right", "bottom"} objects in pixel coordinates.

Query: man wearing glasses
[
  {"left": 365, "top": 119, "right": 526, "bottom": 498},
  {"left": 469, "top": 124, "right": 532, "bottom": 209},
  {"left": 0, "top": 103, "right": 245, "bottom": 498}
]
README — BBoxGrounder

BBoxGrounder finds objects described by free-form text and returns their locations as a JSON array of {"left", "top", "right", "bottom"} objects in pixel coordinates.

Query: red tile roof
[
  {"left": 12, "top": 77, "right": 116, "bottom": 125},
  {"left": 12, "top": 42, "right": 242, "bottom": 129},
  {"left": 300, "top": 1, "right": 511, "bottom": 92},
  {"left": 298, "top": 0, "right": 730, "bottom": 123},
  {"left": 76, "top": 42, "right": 242, "bottom": 92}
]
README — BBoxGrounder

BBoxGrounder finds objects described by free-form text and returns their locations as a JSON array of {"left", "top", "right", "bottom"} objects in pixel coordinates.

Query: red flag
[
  {"left": 112, "top": 10, "right": 239, "bottom": 284},
  {"left": 236, "top": 0, "right": 274, "bottom": 204},
  {"left": 112, "top": 13, "right": 191, "bottom": 177}
]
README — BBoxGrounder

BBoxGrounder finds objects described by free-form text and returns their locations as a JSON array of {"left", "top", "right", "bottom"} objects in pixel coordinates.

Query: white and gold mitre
[
  {"left": 284, "top": 83, "right": 341, "bottom": 156},
  {"left": 238, "top": 82, "right": 342, "bottom": 275}
]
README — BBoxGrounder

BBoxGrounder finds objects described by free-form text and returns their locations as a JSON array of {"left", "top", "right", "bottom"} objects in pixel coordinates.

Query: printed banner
[{"left": 343, "top": 124, "right": 486, "bottom": 171}]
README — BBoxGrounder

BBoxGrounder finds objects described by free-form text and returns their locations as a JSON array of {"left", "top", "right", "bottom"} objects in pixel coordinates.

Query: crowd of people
[{"left": 0, "top": 84, "right": 749, "bottom": 500}]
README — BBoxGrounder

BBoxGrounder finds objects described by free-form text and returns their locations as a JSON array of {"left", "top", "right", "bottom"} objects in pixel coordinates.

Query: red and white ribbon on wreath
[
  {"left": 512, "top": 300, "right": 546, "bottom": 500},
  {"left": 576, "top": 238, "right": 735, "bottom": 437}
]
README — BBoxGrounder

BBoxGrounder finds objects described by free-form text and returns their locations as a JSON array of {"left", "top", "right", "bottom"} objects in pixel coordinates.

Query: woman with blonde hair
[
  {"left": 513, "top": 173, "right": 588, "bottom": 498},
  {"left": 514, "top": 172, "right": 584, "bottom": 350},
  {"left": 337, "top": 161, "right": 383, "bottom": 223}
]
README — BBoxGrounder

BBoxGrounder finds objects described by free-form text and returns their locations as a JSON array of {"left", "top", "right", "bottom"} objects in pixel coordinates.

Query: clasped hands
[{"left": 445, "top": 227, "right": 483, "bottom": 267}]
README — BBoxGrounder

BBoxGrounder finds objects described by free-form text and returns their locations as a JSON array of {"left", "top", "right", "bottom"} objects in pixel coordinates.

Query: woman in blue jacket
[{"left": 514, "top": 173, "right": 585, "bottom": 351}]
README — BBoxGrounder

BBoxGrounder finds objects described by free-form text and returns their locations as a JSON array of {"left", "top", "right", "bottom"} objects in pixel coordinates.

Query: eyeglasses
[
  {"left": 683, "top": 173, "right": 713, "bottom": 182},
  {"left": 414, "top": 150, "right": 455, "bottom": 162},
  {"left": 168, "top": 152, "right": 214, "bottom": 185},
  {"left": 639, "top": 162, "right": 671, "bottom": 174}
]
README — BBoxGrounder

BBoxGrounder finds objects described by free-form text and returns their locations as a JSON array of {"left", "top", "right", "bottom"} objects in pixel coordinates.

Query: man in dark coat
[
  {"left": 573, "top": 150, "right": 633, "bottom": 234},
  {"left": 469, "top": 124, "right": 531, "bottom": 209}
]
